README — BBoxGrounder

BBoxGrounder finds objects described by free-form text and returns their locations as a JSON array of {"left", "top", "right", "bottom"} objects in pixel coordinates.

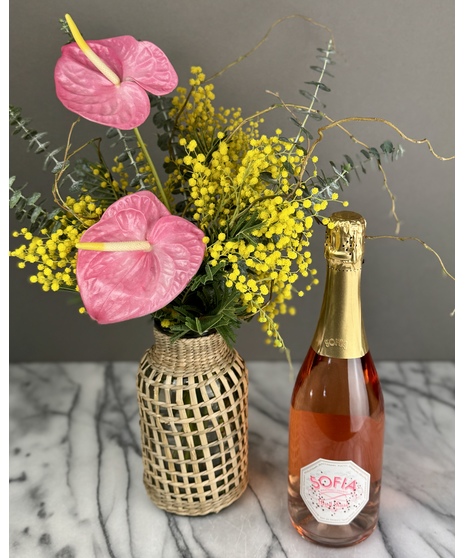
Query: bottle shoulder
[{"left": 291, "top": 349, "right": 384, "bottom": 417}]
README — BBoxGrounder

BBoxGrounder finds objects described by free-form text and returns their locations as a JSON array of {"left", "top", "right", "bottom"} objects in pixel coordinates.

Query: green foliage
[
  {"left": 281, "top": 41, "right": 403, "bottom": 202},
  {"left": 105, "top": 127, "right": 155, "bottom": 191},
  {"left": 9, "top": 176, "right": 61, "bottom": 234},
  {"left": 153, "top": 262, "right": 247, "bottom": 346},
  {"left": 9, "top": 105, "right": 65, "bottom": 172},
  {"left": 9, "top": 106, "right": 67, "bottom": 233},
  {"left": 9, "top": 26, "right": 414, "bottom": 352},
  {"left": 9, "top": 106, "right": 125, "bottom": 229},
  {"left": 146, "top": 38, "right": 406, "bottom": 348},
  {"left": 58, "top": 17, "right": 73, "bottom": 43},
  {"left": 313, "top": 140, "right": 404, "bottom": 199}
]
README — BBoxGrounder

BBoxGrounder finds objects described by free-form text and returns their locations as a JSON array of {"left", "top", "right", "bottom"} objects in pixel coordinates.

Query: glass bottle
[{"left": 288, "top": 210, "right": 385, "bottom": 547}]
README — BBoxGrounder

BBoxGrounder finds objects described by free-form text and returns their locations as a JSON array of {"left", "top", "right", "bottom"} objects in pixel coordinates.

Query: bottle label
[{"left": 300, "top": 458, "right": 370, "bottom": 525}]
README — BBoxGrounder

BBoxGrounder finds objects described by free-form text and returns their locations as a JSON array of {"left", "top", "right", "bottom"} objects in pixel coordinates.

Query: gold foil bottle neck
[
  {"left": 325, "top": 211, "right": 366, "bottom": 269},
  {"left": 311, "top": 210, "right": 368, "bottom": 359}
]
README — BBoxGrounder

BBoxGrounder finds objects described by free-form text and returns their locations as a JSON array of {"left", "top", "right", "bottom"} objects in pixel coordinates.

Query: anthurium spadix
[
  {"left": 76, "top": 191, "right": 206, "bottom": 324},
  {"left": 54, "top": 14, "right": 178, "bottom": 129}
]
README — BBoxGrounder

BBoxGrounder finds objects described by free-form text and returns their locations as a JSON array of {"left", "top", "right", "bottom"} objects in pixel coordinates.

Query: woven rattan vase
[{"left": 136, "top": 328, "right": 249, "bottom": 516}]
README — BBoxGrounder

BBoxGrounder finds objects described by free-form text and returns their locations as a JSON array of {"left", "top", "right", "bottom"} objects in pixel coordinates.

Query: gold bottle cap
[{"left": 325, "top": 211, "right": 366, "bottom": 267}]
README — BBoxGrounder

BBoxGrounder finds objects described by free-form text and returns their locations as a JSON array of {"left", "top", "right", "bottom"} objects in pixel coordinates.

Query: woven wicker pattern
[{"left": 137, "top": 329, "right": 249, "bottom": 516}]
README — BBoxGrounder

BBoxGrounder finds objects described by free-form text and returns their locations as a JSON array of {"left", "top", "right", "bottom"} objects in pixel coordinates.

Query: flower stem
[{"left": 133, "top": 127, "right": 171, "bottom": 212}]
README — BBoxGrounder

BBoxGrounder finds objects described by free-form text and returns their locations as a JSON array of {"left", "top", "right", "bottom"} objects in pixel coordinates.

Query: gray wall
[{"left": 9, "top": 0, "right": 455, "bottom": 364}]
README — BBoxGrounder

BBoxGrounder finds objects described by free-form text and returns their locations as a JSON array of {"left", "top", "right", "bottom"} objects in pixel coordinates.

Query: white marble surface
[{"left": 9, "top": 360, "right": 454, "bottom": 558}]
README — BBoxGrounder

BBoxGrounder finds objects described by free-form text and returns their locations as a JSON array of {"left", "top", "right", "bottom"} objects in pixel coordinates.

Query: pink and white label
[{"left": 300, "top": 458, "right": 370, "bottom": 525}]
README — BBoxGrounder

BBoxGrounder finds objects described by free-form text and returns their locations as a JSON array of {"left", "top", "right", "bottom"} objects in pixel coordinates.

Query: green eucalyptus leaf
[
  {"left": 299, "top": 126, "right": 313, "bottom": 139},
  {"left": 316, "top": 55, "right": 335, "bottom": 65},
  {"left": 50, "top": 160, "right": 69, "bottom": 174},
  {"left": 343, "top": 155, "right": 355, "bottom": 168},
  {"left": 153, "top": 111, "right": 170, "bottom": 128},
  {"left": 29, "top": 132, "right": 50, "bottom": 153},
  {"left": 163, "top": 161, "right": 178, "bottom": 174},
  {"left": 317, "top": 46, "right": 335, "bottom": 55},
  {"left": 46, "top": 148, "right": 65, "bottom": 171},
  {"left": 260, "top": 171, "right": 278, "bottom": 185},
  {"left": 106, "top": 128, "right": 120, "bottom": 139},
  {"left": 299, "top": 89, "right": 317, "bottom": 101},
  {"left": 380, "top": 140, "right": 394, "bottom": 154},
  {"left": 9, "top": 190, "right": 23, "bottom": 208},
  {"left": 289, "top": 116, "right": 303, "bottom": 128},
  {"left": 27, "top": 192, "right": 42, "bottom": 205},
  {"left": 310, "top": 65, "right": 334, "bottom": 77},
  {"left": 49, "top": 208, "right": 61, "bottom": 220},
  {"left": 304, "top": 81, "right": 331, "bottom": 92},
  {"left": 329, "top": 161, "right": 338, "bottom": 173},
  {"left": 360, "top": 149, "right": 370, "bottom": 160},
  {"left": 308, "top": 111, "right": 324, "bottom": 121},
  {"left": 283, "top": 160, "right": 295, "bottom": 174},
  {"left": 117, "top": 152, "right": 130, "bottom": 163},
  {"left": 129, "top": 175, "right": 145, "bottom": 188},
  {"left": 368, "top": 147, "right": 381, "bottom": 162},
  {"left": 30, "top": 205, "right": 45, "bottom": 223},
  {"left": 157, "top": 132, "right": 171, "bottom": 151}
]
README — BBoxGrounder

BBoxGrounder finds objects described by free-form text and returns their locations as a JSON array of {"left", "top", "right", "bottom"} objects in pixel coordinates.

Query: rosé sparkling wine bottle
[{"left": 288, "top": 211, "right": 385, "bottom": 547}]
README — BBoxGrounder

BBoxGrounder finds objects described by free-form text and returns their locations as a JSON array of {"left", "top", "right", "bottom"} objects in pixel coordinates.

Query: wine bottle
[{"left": 288, "top": 210, "right": 385, "bottom": 547}]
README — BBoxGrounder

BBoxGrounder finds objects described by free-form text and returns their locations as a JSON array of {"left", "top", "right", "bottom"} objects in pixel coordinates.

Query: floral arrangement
[{"left": 9, "top": 14, "right": 454, "bottom": 359}]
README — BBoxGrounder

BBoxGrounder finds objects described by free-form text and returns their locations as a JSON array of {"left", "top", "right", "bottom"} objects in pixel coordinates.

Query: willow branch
[
  {"left": 52, "top": 119, "right": 101, "bottom": 217},
  {"left": 306, "top": 113, "right": 400, "bottom": 231},
  {"left": 171, "top": 15, "right": 334, "bottom": 152},
  {"left": 242, "top": 94, "right": 454, "bottom": 233},
  {"left": 205, "top": 15, "right": 335, "bottom": 84},
  {"left": 366, "top": 235, "right": 455, "bottom": 282},
  {"left": 310, "top": 116, "right": 454, "bottom": 162},
  {"left": 52, "top": 119, "right": 79, "bottom": 212}
]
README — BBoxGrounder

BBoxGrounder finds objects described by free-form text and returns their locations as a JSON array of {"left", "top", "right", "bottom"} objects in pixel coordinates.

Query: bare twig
[
  {"left": 205, "top": 15, "right": 335, "bottom": 84},
  {"left": 366, "top": 234, "right": 455, "bottom": 282}
]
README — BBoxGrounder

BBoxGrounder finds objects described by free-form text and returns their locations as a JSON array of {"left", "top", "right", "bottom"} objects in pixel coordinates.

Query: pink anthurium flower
[
  {"left": 76, "top": 191, "right": 206, "bottom": 324},
  {"left": 54, "top": 14, "right": 178, "bottom": 129}
]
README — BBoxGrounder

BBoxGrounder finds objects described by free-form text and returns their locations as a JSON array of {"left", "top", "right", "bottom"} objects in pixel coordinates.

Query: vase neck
[{"left": 150, "top": 329, "right": 234, "bottom": 372}]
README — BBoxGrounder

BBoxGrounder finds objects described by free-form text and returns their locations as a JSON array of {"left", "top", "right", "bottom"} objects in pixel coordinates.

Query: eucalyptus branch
[
  {"left": 310, "top": 115, "right": 453, "bottom": 232},
  {"left": 294, "top": 38, "right": 334, "bottom": 138},
  {"left": 9, "top": 177, "right": 61, "bottom": 234},
  {"left": 9, "top": 105, "right": 63, "bottom": 170},
  {"left": 232, "top": 91, "right": 402, "bottom": 230},
  {"left": 109, "top": 128, "right": 149, "bottom": 189},
  {"left": 250, "top": 95, "right": 453, "bottom": 233},
  {"left": 305, "top": 111, "right": 402, "bottom": 230}
]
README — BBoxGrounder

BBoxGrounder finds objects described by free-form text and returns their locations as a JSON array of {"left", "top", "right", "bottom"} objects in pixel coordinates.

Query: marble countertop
[{"left": 9, "top": 360, "right": 454, "bottom": 558}]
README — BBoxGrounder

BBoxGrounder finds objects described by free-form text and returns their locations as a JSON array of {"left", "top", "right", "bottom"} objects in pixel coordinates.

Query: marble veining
[{"left": 9, "top": 361, "right": 455, "bottom": 558}]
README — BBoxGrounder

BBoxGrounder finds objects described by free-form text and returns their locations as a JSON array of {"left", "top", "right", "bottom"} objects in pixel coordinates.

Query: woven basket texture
[{"left": 137, "top": 329, "right": 249, "bottom": 516}]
